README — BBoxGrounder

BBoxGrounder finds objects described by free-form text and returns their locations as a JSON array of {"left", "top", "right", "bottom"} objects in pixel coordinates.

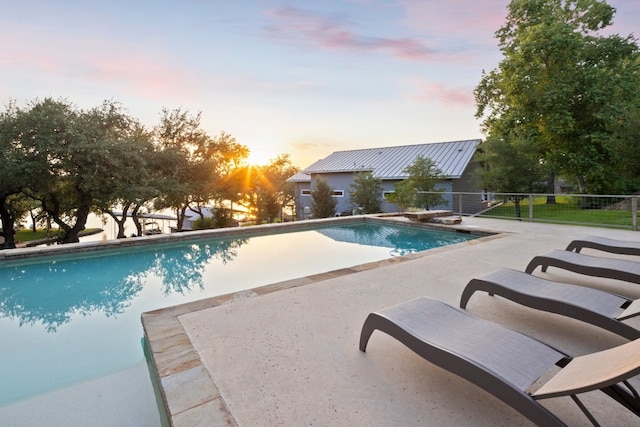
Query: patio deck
[{"left": 143, "top": 217, "right": 640, "bottom": 426}]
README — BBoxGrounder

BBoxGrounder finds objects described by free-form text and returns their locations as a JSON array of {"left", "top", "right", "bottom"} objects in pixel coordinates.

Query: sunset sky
[{"left": 2, "top": 0, "right": 638, "bottom": 168}]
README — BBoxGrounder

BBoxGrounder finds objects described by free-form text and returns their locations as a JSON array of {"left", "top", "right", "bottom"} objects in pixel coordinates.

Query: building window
[
  {"left": 302, "top": 189, "right": 343, "bottom": 196},
  {"left": 383, "top": 191, "right": 395, "bottom": 200}
]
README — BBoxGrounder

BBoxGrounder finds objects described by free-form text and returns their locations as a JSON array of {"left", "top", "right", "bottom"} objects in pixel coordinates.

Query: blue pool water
[{"left": 0, "top": 221, "right": 478, "bottom": 406}]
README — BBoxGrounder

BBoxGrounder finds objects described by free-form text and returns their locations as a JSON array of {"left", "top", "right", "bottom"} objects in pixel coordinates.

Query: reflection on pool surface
[{"left": 0, "top": 221, "right": 478, "bottom": 406}]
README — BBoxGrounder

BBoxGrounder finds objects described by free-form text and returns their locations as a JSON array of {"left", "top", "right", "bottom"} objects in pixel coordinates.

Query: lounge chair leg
[
  {"left": 359, "top": 313, "right": 379, "bottom": 352},
  {"left": 460, "top": 278, "right": 493, "bottom": 308},
  {"left": 601, "top": 383, "right": 640, "bottom": 417},
  {"left": 570, "top": 395, "right": 600, "bottom": 427},
  {"left": 624, "top": 380, "right": 640, "bottom": 402},
  {"left": 525, "top": 256, "right": 549, "bottom": 274},
  {"left": 460, "top": 278, "right": 501, "bottom": 309},
  {"left": 566, "top": 241, "right": 582, "bottom": 253},
  {"left": 525, "top": 259, "right": 538, "bottom": 274}
]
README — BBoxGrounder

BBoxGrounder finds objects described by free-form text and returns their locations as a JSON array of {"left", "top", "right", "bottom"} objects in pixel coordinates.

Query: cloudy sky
[{"left": 2, "top": 0, "right": 638, "bottom": 167}]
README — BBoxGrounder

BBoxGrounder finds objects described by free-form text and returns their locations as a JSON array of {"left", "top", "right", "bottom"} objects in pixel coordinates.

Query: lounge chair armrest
[
  {"left": 618, "top": 300, "right": 640, "bottom": 321},
  {"left": 532, "top": 339, "right": 640, "bottom": 400}
]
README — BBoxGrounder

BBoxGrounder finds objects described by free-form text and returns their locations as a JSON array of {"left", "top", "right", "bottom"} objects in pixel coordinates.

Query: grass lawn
[
  {"left": 14, "top": 228, "right": 102, "bottom": 243},
  {"left": 14, "top": 228, "right": 59, "bottom": 242},
  {"left": 479, "top": 196, "right": 633, "bottom": 228}
]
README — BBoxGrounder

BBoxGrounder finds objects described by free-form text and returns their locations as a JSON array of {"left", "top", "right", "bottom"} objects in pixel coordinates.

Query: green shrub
[{"left": 192, "top": 217, "right": 215, "bottom": 230}]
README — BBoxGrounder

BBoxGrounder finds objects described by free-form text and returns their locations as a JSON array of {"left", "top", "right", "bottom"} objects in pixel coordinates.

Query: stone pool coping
[
  {"left": 0, "top": 216, "right": 363, "bottom": 261},
  {"left": 0, "top": 213, "right": 468, "bottom": 262},
  {"left": 140, "top": 218, "right": 501, "bottom": 426}
]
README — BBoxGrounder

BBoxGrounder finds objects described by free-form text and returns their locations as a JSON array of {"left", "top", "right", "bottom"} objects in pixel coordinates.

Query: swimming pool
[{"left": 0, "top": 219, "right": 479, "bottom": 406}]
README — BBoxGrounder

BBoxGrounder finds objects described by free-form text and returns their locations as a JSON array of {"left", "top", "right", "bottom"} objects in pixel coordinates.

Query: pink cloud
[
  {"left": 396, "top": 0, "right": 508, "bottom": 47},
  {"left": 398, "top": 0, "right": 639, "bottom": 43},
  {"left": 77, "top": 53, "right": 192, "bottom": 100},
  {"left": 0, "top": 25, "right": 194, "bottom": 101},
  {"left": 264, "top": 6, "right": 447, "bottom": 62},
  {"left": 408, "top": 77, "right": 475, "bottom": 107}
]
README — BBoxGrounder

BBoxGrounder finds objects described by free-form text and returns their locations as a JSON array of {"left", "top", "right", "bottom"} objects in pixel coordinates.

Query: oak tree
[{"left": 475, "top": 0, "right": 640, "bottom": 194}]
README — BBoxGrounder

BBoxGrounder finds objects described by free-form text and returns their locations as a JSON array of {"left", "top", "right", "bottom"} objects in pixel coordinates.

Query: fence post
[
  {"left": 458, "top": 193, "right": 463, "bottom": 217},
  {"left": 633, "top": 196, "right": 638, "bottom": 232},
  {"left": 529, "top": 195, "right": 534, "bottom": 222}
]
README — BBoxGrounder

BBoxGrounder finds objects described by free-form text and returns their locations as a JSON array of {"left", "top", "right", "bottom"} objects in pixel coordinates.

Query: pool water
[{"left": 0, "top": 222, "right": 477, "bottom": 406}]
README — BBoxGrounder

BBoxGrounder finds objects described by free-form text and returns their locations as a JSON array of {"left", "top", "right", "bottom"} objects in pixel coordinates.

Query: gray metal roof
[
  {"left": 295, "top": 139, "right": 480, "bottom": 182},
  {"left": 287, "top": 171, "right": 312, "bottom": 182}
]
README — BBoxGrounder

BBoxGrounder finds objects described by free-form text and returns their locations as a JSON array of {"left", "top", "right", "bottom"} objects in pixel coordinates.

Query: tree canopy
[
  {"left": 233, "top": 154, "right": 299, "bottom": 224},
  {"left": 311, "top": 177, "right": 337, "bottom": 218},
  {"left": 152, "top": 108, "right": 244, "bottom": 230},
  {"left": 348, "top": 171, "right": 383, "bottom": 214},
  {"left": 0, "top": 97, "right": 295, "bottom": 248},
  {"left": 6, "top": 99, "right": 145, "bottom": 244},
  {"left": 0, "top": 101, "right": 29, "bottom": 248},
  {"left": 475, "top": 0, "right": 640, "bottom": 194},
  {"left": 392, "top": 156, "right": 447, "bottom": 210}
]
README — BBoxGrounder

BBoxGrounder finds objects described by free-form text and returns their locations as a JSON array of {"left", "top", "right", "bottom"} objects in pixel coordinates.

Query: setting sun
[{"left": 247, "top": 144, "right": 275, "bottom": 166}]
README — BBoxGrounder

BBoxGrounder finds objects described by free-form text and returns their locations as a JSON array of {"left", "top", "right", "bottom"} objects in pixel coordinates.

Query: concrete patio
[{"left": 143, "top": 217, "right": 640, "bottom": 426}]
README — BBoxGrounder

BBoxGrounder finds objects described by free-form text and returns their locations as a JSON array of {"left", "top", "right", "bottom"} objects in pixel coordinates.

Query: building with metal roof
[{"left": 287, "top": 139, "right": 484, "bottom": 219}]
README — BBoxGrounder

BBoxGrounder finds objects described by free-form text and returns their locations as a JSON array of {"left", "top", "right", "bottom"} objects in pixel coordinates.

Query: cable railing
[{"left": 415, "top": 192, "right": 639, "bottom": 231}]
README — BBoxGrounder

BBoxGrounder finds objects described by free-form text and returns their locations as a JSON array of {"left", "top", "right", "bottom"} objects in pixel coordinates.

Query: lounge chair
[
  {"left": 566, "top": 235, "right": 640, "bottom": 256},
  {"left": 360, "top": 297, "right": 640, "bottom": 426},
  {"left": 460, "top": 268, "right": 640, "bottom": 340},
  {"left": 525, "top": 249, "right": 640, "bottom": 284}
]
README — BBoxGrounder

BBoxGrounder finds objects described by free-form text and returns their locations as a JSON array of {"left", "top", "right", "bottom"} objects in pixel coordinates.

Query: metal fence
[{"left": 417, "top": 192, "right": 639, "bottom": 231}]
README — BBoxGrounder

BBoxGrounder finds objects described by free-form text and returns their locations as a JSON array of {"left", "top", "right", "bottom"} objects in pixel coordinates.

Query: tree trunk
[
  {"left": 61, "top": 204, "right": 90, "bottom": 244},
  {"left": 194, "top": 204, "right": 205, "bottom": 222},
  {"left": 106, "top": 203, "right": 130, "bottom": 238},
  {"left": 132, "top": 204, "right": 143, "bottom": 236},
  {"left": 514, "top": 196, "right": 522, "bottom": 221},
  {"left": 30, "top": 210, "right": 37, "bottom": 232},
  {"left": 576, "top": 176, "right": 587, "bottom": 194},
  {"left": 0, "top": 197, "right": 16, "bottom": 249},
  {"left": 46, "top": 192, "right": 91, "bottom": 244},
  {"left": 546, "top": 171, "right": 556, "bottom": 204},
  {"left": 175, "top": 205, "right": 189, "bottom": 231}
]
